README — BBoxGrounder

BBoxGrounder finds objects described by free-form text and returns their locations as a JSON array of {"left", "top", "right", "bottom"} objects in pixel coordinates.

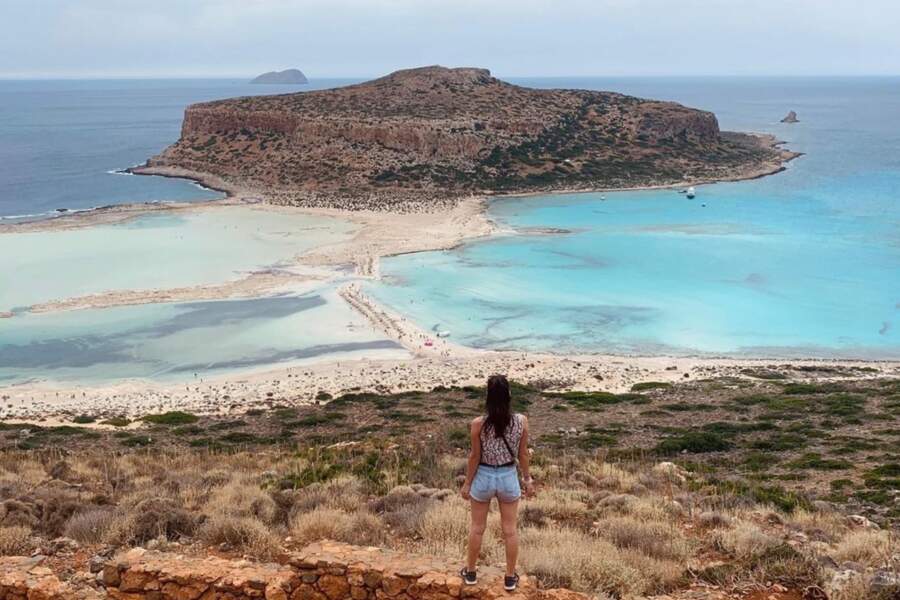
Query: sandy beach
[
  {"left": 5, "top": 145, "right": 898, "bottom": 425},
  {"left": 2, "top": 273, "right": 898, "bottom": 423}
]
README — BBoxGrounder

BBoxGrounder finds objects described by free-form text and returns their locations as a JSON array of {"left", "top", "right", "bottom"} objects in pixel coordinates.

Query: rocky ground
[
  {"left": 140, "top": 66, "right": 798, "bottom": 208},
  {"left": 1, "top": 374, "right": 899, "bottom": 599}
]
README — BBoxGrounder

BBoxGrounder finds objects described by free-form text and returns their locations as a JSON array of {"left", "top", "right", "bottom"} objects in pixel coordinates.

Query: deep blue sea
[
  {"left": 0, "top": 78, "right": 356, "bottom": 219},
  {"left": 1, "top": 77, "right": 898, "bottom": 383}
]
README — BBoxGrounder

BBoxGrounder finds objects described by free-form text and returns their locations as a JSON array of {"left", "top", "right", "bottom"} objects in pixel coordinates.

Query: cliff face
[{"left": 148, "top": 66, "right": 788, "bottom": 199}]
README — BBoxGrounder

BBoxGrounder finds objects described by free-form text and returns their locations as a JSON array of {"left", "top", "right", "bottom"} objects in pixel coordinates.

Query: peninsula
[{"left": 137, "top": 66, "right": 798, "bottom": 209}]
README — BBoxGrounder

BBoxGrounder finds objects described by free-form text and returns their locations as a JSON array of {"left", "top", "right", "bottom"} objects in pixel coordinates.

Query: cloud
[{"left": 1, "top": 0, "right": 898, "bottom": 77}]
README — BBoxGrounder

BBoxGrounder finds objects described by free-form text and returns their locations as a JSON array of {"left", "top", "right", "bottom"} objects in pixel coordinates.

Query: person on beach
[{"left": 460, "top": 374, "right": 534, "bottom": 591}]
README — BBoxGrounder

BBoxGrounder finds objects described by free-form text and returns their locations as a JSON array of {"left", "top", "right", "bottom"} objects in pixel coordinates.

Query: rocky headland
[{"left": 138, "top": 66, "right": 798, "bottom": 210}]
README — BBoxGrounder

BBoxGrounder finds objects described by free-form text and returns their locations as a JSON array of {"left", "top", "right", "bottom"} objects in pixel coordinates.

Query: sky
[{"left": 1, "top": 0, "right": 899, "bottom": 78}]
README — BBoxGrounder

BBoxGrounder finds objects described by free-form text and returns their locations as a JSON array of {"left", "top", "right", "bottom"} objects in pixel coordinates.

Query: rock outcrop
[
  {"left": 99, "top": 542, "right": 588, "bottom": 600},
  {"left": 0, "top": 556, "right": 100, "bottom": 599},
  {"left": 252, "top": 69, "right": 308, "bottom": 84},
  {"left": 145, "top": 66, "right": 795, "bottom": 206},
  {"left": 781, "top": 111, "right": 799, "bottom": 123}
]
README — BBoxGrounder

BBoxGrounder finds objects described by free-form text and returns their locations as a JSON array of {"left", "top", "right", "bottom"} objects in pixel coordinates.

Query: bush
[
  {"left": 370, "top": 486, "right": 435, "bottom": 537},
  {"left": 717, "top": 521, "right": 782, "bottom": 561},
  {"left": 204, "top": 479, "right": 277, "bottom": 524},
  {"left": 105, "top": 497, "right": 196, "bottom": 544},
  {"left": 832, "top": 530, "right": 893, "bottom": 567},
  {"left": 656, "top": 432, "right": 732, "bottom": 454},
  {"left": 0, "top": 525, "right": 31, "bottom": 556},
  {"left": 291, "top": 476, "right": 365, "bottom": 514},
  {"left": 142, "top": 411, "right": 199, "bottom": 425},
  {"left": 596, "top": 516, "right": 691, "bottom": 561},
  {"left": 64, "top": 507, "right": 116, "bottom": 544},
  {"left": 198, "top": 515, "right": 280, "bottom": 558},
  {"left": 290, "top": 507, "right": 385, "bottom": 546},
  {"left": 519, "top": 525, "right": 681, "bottom": 596},
  {"left": 631, "top": 382, "right": 672, "bottom": 392}
]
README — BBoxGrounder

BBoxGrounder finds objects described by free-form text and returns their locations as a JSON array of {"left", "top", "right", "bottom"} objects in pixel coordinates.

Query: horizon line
[{"left": 2, "top": 73, "right": 900, "bottom": 82}]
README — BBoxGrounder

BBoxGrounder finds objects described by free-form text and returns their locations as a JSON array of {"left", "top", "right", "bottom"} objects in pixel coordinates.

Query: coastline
[{"left": 8, "top": 137, "right": 895, "bottom": 424}]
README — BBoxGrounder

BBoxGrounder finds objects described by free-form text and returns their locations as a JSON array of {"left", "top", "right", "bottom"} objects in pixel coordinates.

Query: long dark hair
[{"left": 484, "top": 375, "right": 512, "bottom": 439}]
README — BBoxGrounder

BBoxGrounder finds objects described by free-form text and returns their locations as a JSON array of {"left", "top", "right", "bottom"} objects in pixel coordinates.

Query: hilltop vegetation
[
  {"left": 144, "top": 66, "right": 795, "bottom": 208},
  {"left": 1, "top": 373, "right": 898, "bottom": 598}
]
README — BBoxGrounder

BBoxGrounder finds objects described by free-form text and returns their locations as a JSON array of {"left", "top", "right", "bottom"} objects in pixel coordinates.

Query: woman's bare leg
[
  {"left": 466, "top": 499, "right": 490, "bottom": 571},
  {"left": 498, "top": 500, "right": 519, "bottom": 576}
]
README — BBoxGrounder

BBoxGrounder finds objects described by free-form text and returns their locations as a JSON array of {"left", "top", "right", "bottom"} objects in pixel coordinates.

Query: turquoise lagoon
[
  {"left": 1, "top": 205, "right": 355, "bottom": 312},
  {"left": 0, "top": 289, "right": 406, "bottom": 384},
  {"left": 3, "top": 77, "right": 899, "bottom": 384},
  {"left": 370, "top": 78, "right": 900, "bottom": 359},
  {"left": 0, "top": 207, "right": 407, "bottom": 383}
]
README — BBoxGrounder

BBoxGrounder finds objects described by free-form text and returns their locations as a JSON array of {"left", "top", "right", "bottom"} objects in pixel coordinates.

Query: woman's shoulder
[
  {"left": 470, "top": 416, "right": 485, "bottom": 429},
  {"left": 513, "top": 413, "right": 527, "bottom": 426}
]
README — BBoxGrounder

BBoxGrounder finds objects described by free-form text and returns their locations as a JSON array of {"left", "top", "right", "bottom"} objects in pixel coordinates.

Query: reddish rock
[{"left": 143, "top": 66, "right": 791, "bottom": 206}]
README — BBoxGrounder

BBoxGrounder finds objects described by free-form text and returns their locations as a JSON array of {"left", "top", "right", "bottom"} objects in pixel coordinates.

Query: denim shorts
[{"left": 470, "top": 464, "right": 521, "bottom": 503}]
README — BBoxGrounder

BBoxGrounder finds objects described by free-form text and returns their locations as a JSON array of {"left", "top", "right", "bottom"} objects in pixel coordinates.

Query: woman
[{"left": 460, "top": 375, "right": 534, "bottom": 591}]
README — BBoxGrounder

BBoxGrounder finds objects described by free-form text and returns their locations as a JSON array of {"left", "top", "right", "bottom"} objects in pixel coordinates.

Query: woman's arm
[
  {"left": 518, "top": 416, "right": 535, "bottom": 497},
  {"left": 461, "top": 418, "right": 482, "bottom": 500}
]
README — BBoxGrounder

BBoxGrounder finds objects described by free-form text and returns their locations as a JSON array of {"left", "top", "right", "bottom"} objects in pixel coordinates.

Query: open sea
[{"left": 1, "top": 76, "right": 899, "bottom": 382}]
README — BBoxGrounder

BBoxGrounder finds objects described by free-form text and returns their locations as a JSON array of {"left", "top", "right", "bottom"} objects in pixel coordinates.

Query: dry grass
[
  {"left": 716, "top": 521, "right": 781, "bottom": 560},
  {"left": 291, "top": 507, "right": 386, "bottom": 546},
  {"left": 0, "top": 525, "right": 32, "bottom": 556},
  {"left": 0, "top": 444, "right": 896, "bottom": 600},
  {"left": 518, "top": 525, "right": 682, "bottom": 597},
  {"left": 64, "top": 507, "right": 116, "bottom": 544},
  {"left": 831, "top": 529, "right": 894, "bottom": 567},
  {"left": 595, "top": 515, "right": 692, "bottom": 562},
  {"left": 198, "top": 515, "right": 281, "bottom": 558}
]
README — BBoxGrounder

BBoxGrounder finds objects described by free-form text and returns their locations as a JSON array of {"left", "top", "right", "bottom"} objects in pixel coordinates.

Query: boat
[
  {"left": 436, "top": 330, "right": 451, "bottom": 338},
  {"left": 686, "top": 186, "right": 696, "bottom": 199}
]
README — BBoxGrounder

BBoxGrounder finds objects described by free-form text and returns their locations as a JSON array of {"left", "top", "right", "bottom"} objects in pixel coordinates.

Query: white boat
[
  {"left": 436, "top": 330, "right": 451, "bottom": 338},
  {"left": 686, "top": 186, "right": 696, "bottom": 199}
]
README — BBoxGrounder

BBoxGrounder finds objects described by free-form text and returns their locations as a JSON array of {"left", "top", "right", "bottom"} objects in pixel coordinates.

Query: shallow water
[
  {"left": 371, "top": 78, "right": 900, "bottom": 359},
  {"left": 0, "top": 289, "right": 407, "bottom": 384},
  {"left": 1, "top": 206, "right": 356, "bottom": 311}
]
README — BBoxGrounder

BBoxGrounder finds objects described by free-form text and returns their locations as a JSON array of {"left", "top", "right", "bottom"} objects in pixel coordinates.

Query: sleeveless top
[{"left": 479, "top": 413, "right": 525, "bottom": 466}]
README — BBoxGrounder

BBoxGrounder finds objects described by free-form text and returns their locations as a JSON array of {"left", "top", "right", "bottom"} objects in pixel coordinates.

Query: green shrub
[
  {"left": 142, "top": 411, "right": 199, "bottom": 426},
  {"left": 630, "top": 381, "right": 672, "bottom": 392},
  {"left": 656, "top": 431, "right": 732, "bottom": 454}
]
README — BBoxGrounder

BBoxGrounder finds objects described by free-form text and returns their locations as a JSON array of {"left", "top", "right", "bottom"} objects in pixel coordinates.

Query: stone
[
  {"left": 351, "top": 585, "right": 370, "bottom": 600},
  {"left": 847, "top": 514, "right": 879, "bottom": 529},
  {"left": 49, "top": 537, "right": 79, "bottom": 554},
  {"left": 319, "top": 574, "right": 352, "bottom": 600},
  {"left": 381, "top": 574, "right": 410, "bottom": 596},
  {"left": 781, "top": 111, "right": 799, "bottom": 123},
  {"left": 89, "top": 555, "right": 106, "bottom": 574},
  {"left": 293, "top": 584, "right": 327, "bottom": 600},
  {"left": 871, "top": 569, "right": 900, "bottom": 591},
  {"left": 363, "top": 571, "right": 384, "bottom": 589}
]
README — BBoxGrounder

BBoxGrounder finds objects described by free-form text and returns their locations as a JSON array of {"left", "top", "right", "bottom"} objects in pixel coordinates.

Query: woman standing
[{"left": 460, "top": 375, "right": 534, "bottom": 591}]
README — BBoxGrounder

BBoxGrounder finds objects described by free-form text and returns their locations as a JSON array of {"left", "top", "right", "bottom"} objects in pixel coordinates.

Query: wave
[{"left": 0, "top": 205, "right": 102, "bottom": 223}]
